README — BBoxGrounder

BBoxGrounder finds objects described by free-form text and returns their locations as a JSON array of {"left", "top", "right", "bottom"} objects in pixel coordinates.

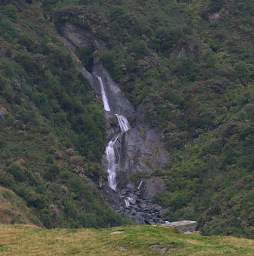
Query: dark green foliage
[
  {"left": 1, "top": 0, "right": 254, "bottom": 236},
  {"left": 0, "top": 2, "right": 127, "bottom": 228},
  {"left": 77, "top": 47, "right": 94, "bottom": 72},
  {"left": 46, "top": 0, "right": 254, "bottom": 236}
]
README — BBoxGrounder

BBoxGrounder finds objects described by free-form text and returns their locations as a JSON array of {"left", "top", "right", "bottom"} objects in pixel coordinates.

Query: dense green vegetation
[
  {"left": 0, "top": 0, "right": 126, "bottom": 228},
  {"left": 43, "top": 0, "right": 254, "bottom": 236},
  {"left": 1, "top": 0, "right": 253, "bottom": 237},
  {"left": 0, "top": 186, "right": 40, "bottom": 225}
]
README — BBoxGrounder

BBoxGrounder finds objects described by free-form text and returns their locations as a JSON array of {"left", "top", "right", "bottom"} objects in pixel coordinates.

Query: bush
[
  {"left": 1, "top": 4, "right": 17, "bottom": 21},
  {"left": 7, "top": 162, "right": 27, "bottom": 182},
  {"left": 78, "top": 47, "right": 94, "bottom": 72}
]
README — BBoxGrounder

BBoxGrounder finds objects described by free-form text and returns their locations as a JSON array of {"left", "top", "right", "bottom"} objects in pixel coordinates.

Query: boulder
[{"left": 163, "top": 220, "right": 197, "bottom": 232}]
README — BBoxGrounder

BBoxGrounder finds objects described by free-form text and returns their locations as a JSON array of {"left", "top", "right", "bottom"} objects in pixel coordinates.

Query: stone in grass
[
  {"left": 111, "top": 231, "right": 125, "bottom": 235},
  {"left": 150, "top": 245, "right": 168, "bottom": 254},
  {"left": 119, "top": 246, "right": 128, "bottom": 251},
  {"left": 150, "top": 242, "right": 179, "bottom": 254},
  {"left": 163, "top": 220, "right": 197, "bottom": 232}
]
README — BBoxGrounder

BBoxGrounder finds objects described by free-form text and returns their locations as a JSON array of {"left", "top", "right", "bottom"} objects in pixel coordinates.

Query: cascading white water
[
  {"left": 97, "top": 76, "right": 131, "bottom": 191},
  {"left": 138, "top": 180, "right": 143, "bottom": 190},
  {"left": 106, "top": 138, "right": 117, "bottom": 191},
  {"left": 124, "top": 198, "right": 130, "bottom": 208},
  {"left": 124, "top": 196, "right": 136, "bottom": 208},
  {"left": 97, "top": 76, "right": 111, "bottom": 112},
  {"left": 116, "top": 114, "right": 130, "bottom": 133}
]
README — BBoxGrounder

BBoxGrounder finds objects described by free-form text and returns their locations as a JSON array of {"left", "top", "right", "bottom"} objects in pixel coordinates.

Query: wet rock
[
  {"left": 121, "top": 126, "right": 168, "bottom": 177},
  {"left": 126, "top": 183, "right": 135, "bottom": 190},
  {"left": 61, "top": 24, "right": 95, "bottom": 51},
  {"left": 143, "top": 177, "right": 166, "bottom": 200},
  {"left": 114, "top": 183, "right": 166, "bottom": 224}
]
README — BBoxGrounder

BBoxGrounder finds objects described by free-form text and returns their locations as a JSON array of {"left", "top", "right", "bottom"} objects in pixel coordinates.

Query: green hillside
[
  {"left": 0, "top": 0, "right": 253, "bottom": 238},
  {"left": 0, "top": 0, "right": 125, "bottom": 228},
  {"left": 0, "top": 186, "right": 40, "bottom": 225},
  {"left": 44, "top": 0, "right": 254, "bottom": 236}
]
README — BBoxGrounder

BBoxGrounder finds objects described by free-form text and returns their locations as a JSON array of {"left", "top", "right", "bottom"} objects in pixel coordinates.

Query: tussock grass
[{"left": 0, "top": 225, "right": 253, "bottom": 256}]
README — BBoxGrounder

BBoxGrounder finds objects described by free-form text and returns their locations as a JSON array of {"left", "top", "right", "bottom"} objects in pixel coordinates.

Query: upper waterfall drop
[{"left": 97, "top": 76, "right": 111, "bottom": 112}]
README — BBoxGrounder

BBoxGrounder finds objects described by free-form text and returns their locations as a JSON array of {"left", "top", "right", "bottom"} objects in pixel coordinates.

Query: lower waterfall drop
[{"left": 105, "top": 137, "right": 118, "bottom": 191}]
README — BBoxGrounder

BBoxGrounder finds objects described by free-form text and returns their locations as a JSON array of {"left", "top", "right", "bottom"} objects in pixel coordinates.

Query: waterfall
[
  {"left": 138, "top": 180, "right": 143, "bottom": 190},
  {"left": 97, "top": 76, "right": 111, "bottom": 112},
  {"left": 124, "top": 196, "right": 136, "bottom": 208},
  {"left": 97, "top": 76, "right": 131, "bottom": 191},
  {"left": 124, "top": 198, "right": 130, "bottom": 208},
  {"left": 115, "top": 114, "right": 130, "bottom": 133},
  {"left": 60, "top": 30, "right": 168, "bottom": 223},
  {"left": 106, "top": 138, "right": 117, "bottom": 191}
]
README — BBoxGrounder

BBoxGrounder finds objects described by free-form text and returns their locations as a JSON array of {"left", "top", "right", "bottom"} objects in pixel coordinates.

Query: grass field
[{"left": 0, "top": 225, "right": 253, "bottom": 256}]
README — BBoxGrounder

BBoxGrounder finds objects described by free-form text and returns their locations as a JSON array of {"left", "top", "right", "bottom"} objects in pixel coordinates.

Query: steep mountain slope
[
  {"left": 0, "top": 0, "right": 253, "bottom": 237},
  {"left": 0, "top": 0, "right": 126, "bottom": 227},
  {"left": 43, "top": 0, "right": 254, "bottom": 236},
  {"left": 0, "top": 186, "right": 40, "bottom": 225}
]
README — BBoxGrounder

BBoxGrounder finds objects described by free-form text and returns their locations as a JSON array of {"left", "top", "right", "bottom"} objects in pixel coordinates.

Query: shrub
[
  {"left": 77, "top": 47, "right": 94, "bottom": 72},
  {"left": 0, "top": 4, "right": 17, "bottom": 21},
  {"left": 7, "top": 162, "right": 27, "bottom": 182}
]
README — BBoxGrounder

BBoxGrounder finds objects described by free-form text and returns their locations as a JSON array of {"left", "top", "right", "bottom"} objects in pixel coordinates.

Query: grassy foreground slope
[{"left": 0, "top": 225, "right": 253, "bottom": 256}]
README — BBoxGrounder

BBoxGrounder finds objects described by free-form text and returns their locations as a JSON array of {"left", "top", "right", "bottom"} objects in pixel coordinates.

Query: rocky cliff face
[{"left": 59, "top": 23, "right": 169, "bottom": 223}]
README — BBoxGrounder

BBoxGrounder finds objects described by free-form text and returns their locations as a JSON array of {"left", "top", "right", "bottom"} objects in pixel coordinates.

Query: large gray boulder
[{"left": 163, "top": 220, "right": 198, "bottom": 232}]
